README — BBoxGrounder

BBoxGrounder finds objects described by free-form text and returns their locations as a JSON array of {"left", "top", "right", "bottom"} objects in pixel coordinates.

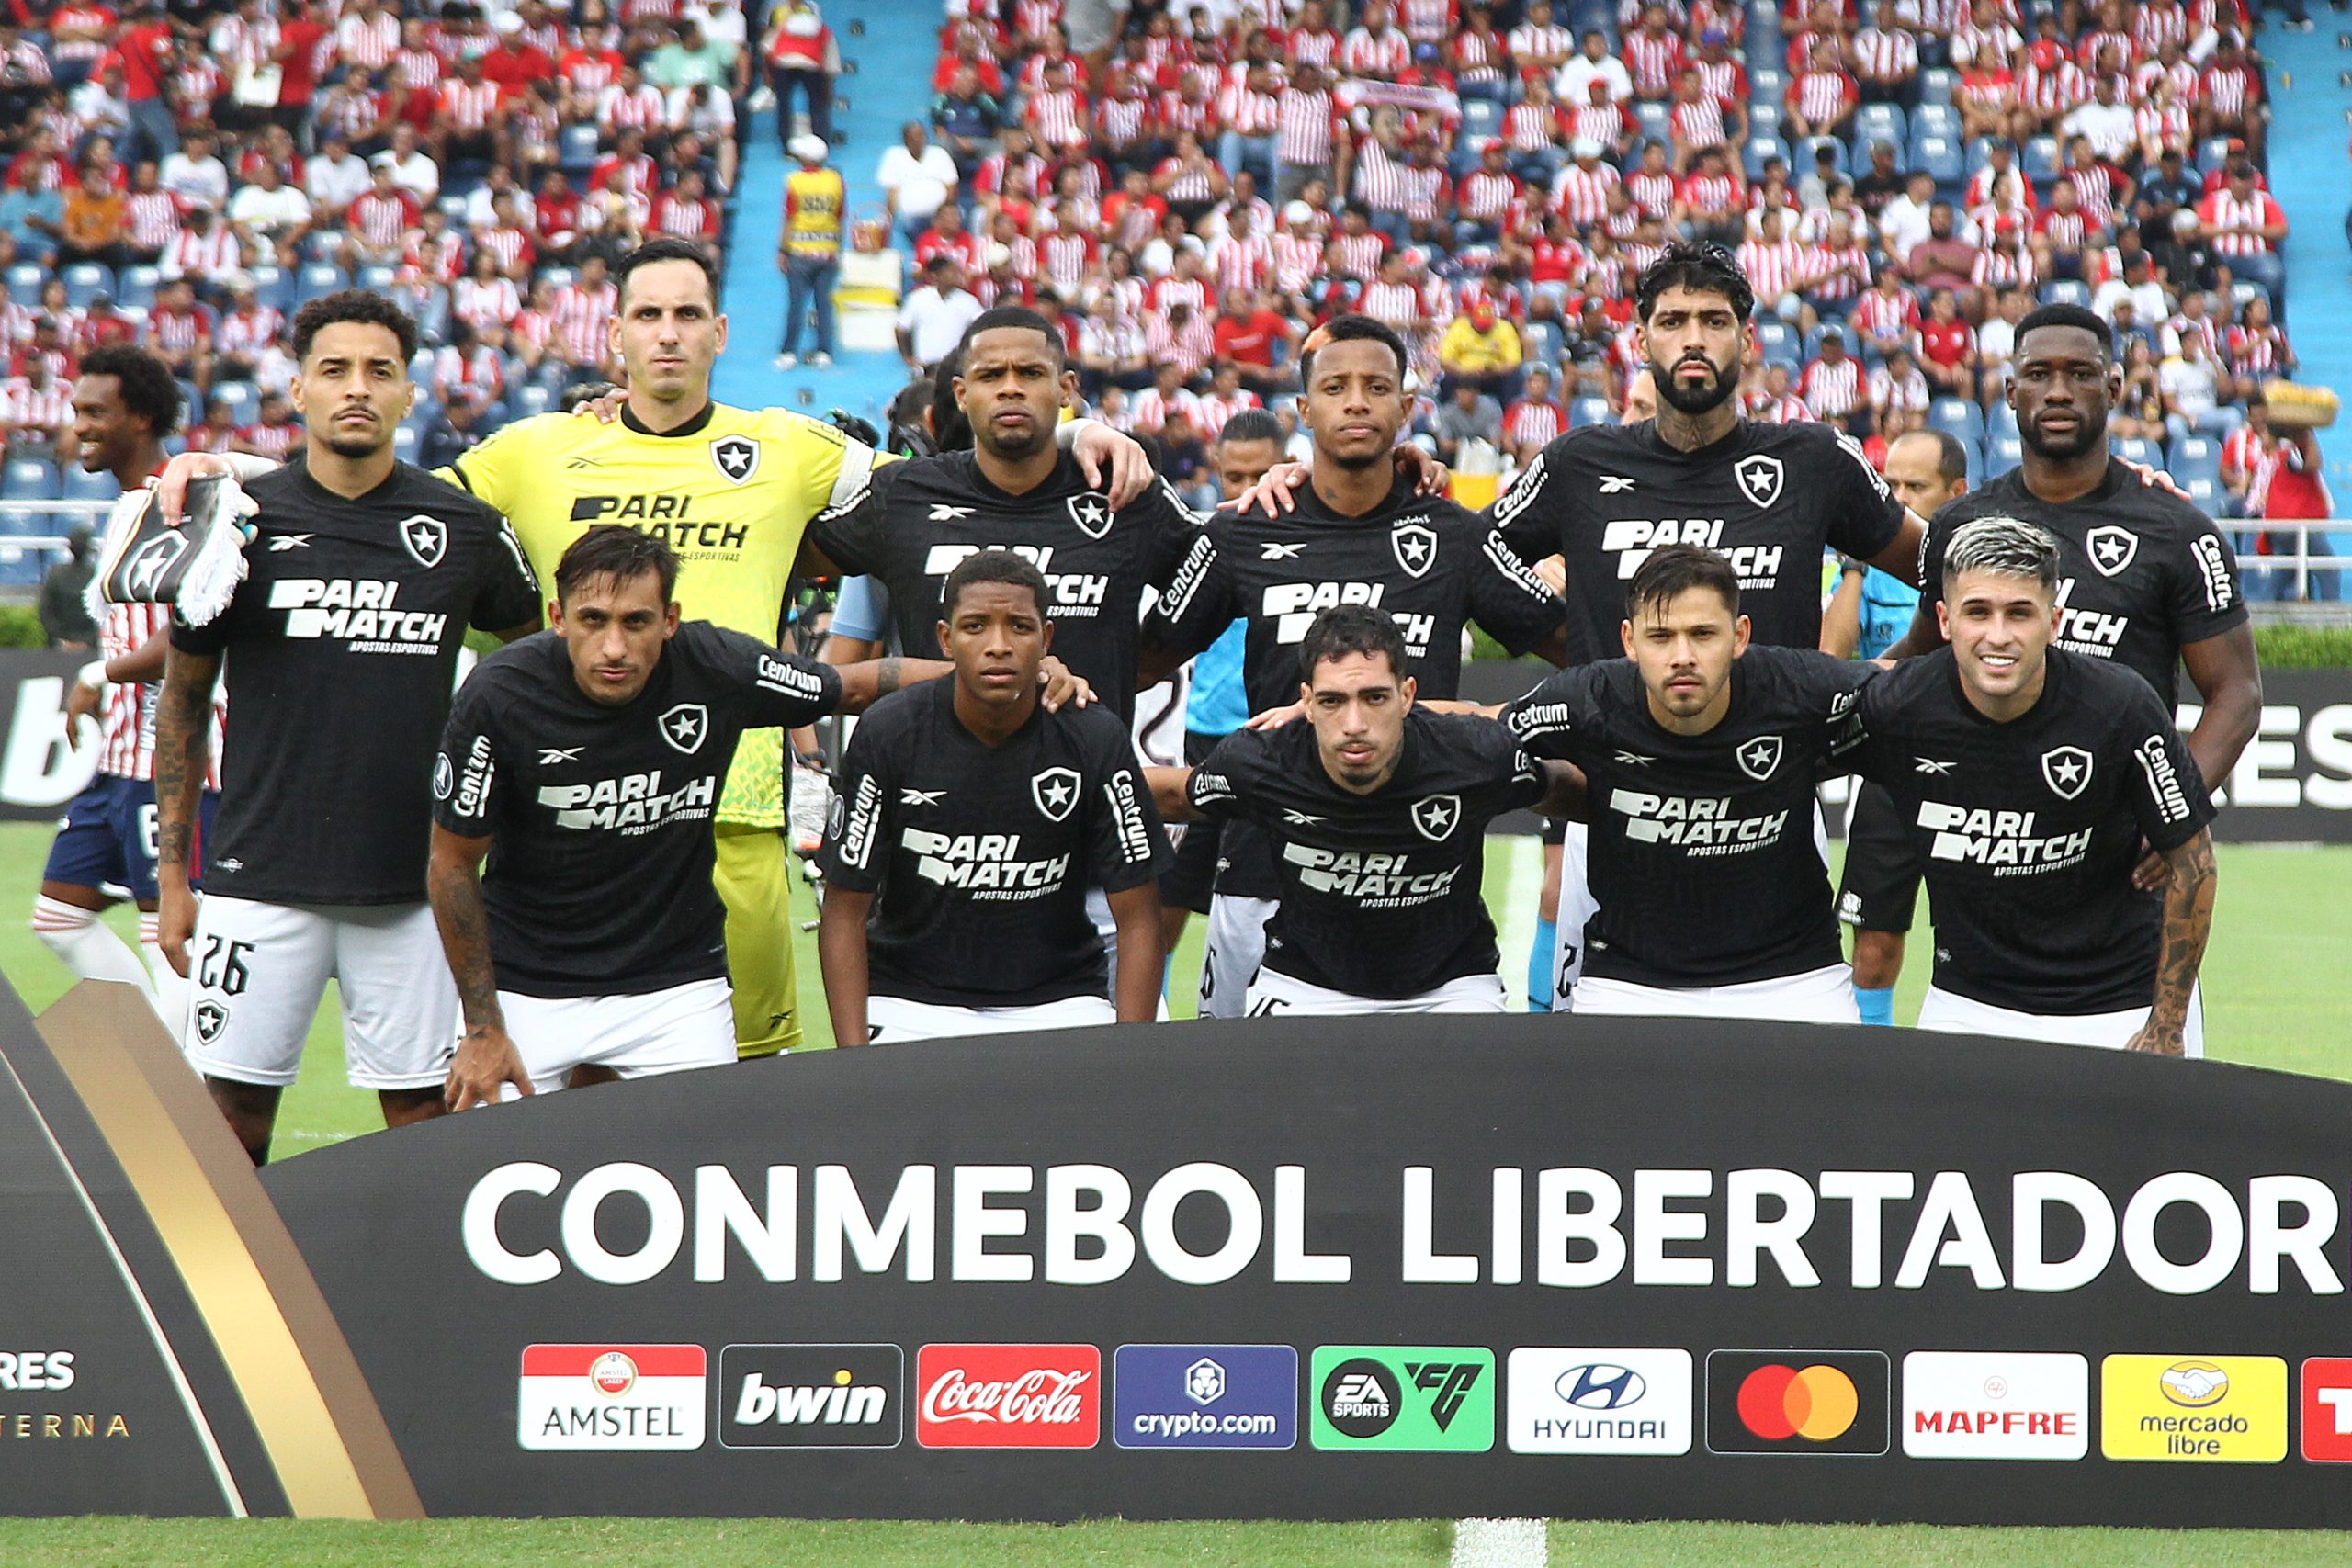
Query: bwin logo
[{"left": 1556, "top": 1363, "right": 1647, "bottom": 1411}]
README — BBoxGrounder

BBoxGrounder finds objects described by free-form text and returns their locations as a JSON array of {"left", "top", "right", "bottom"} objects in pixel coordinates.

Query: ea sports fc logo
[{"left": 1738, "top": 1363, "right": 1858, "bottom": 1441}]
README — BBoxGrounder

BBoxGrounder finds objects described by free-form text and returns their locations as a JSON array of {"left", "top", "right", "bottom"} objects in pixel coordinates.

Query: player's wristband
[
  {"left": 1054, "top": 416, "right": 1102, "bottom": 452},
  {"left": 75, "top": 659, "right": 109, "bottom": 694}
]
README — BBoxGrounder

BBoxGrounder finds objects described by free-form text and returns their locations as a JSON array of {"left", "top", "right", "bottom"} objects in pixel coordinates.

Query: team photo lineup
[
  {"left": 39, "top": 227, "right": 2238, "bottom": 1166},
  {"left": 19, "top": 0, "right": 2320, "bottom": 1176}
]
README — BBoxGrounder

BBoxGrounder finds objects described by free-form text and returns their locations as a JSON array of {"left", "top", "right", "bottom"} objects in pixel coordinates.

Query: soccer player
[
  {"left": 1148, "top": 605, "right": 1580, "bottom": 1014},
  {"left": 1136, "top": 313, "right": 1566, "bottom": 1017},
  {"left": 1497, "top": 546, "right": 1875, "bottom": 1021},
  {"left": 818, "top": 551, "right": 1170, "bottom": 1043},
  {"left": 1836, "top": 518, "right": 2217, "bottom": 1055},
  {"left": 155, "top": 238, "right": 1153, "bottom": 1063},
  {"left": 33, "top": 346, "right": 217, "bottom": 1027},
  {"left": 155, "top": 292, "right": 543, "bottom": 1162},
  {"left": 431, "top": 527, "right": 949, "bottom": 1105},
  {"left": 1825, "top": 427, "right": 1965, "bottom": 1025}
]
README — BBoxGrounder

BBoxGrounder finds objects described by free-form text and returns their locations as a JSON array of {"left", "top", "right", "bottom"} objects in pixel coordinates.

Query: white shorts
[
  {"left": 183, "top": 895, "right": 459, "bottom": 1091},
  {"left": 867, "top": 993, "right": 1118, "bottom": 1043},
  {"left": 1199, "top": 892, "right": 1276, "bottom": 1020},
  {"left": 497, "top": 977, "right": 737, "bottom": 1098},
  {"left": 1244, "top": 966, "right": 1509, "bottom": 1017},
  {"left": 1551, "top": 821, "right": 1599, "bottom": 1011},
  {"left": 1573, "top": 962, "right": 1862, "bottom": 1024},
  {"left": 1917, "top": 983, "right": 2205, "bottom": 1058}
]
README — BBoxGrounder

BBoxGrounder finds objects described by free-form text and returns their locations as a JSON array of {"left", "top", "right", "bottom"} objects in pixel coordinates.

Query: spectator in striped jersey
[
  {"left": 1502, "top": 362, "right": 1566, "bottom": 464},
  {"left": 1798, "top": 325, "right": 1865, "bottom": 433}
]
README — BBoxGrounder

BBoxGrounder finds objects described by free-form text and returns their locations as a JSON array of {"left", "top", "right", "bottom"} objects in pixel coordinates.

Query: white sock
[
  {"left": 32, "top": 895, "right": 158, "bottom": 1004},
  {"left": 138, "top": 911, "right": 189, "bottom": 1038}
]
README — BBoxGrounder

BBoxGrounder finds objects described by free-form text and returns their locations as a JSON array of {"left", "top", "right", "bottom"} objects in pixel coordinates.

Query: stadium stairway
[
  {"left": 2254, "top": 22, "right": 2352, "bottom": 512},
  {"left": 711, "top": 6, "right": 928, "bottom": 431}
]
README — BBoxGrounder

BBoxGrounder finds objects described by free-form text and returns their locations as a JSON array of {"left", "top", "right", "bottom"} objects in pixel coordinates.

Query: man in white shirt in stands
[
  {"left": 896, "top": 254, "right": 983, "bottom": 374},
  {"left": 876, "top": 121, "right": 960, "bottom": 249},
  {"left": 305, "top": 134, "right": 374, "bottom": 229}
]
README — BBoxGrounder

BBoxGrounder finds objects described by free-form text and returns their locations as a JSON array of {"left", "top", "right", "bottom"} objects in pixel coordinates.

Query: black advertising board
[
  {"left": 244, "top": 1015, "right": 2352, "bottom": 1529},
  {"left": 1460, "top": 659, "right": 2352, "bottom": 841},
  {"left": 0, "top": 651, "right": 105, "bottom": 822}
]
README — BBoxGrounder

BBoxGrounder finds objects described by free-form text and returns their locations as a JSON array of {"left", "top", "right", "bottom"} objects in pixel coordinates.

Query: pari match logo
[
  {"left": 1309, "top": 1346, "right": 1494, "bottom": 1453},
  {"left": 1112, "top": 1345, "right": 1297, "bottom": 1450},
  {"left": 2100, "top": 1355, "right": 2286, "bottom": 1462},
  {"left": 1705, "top": 1350, "right": 1890, "bottom": 1457}
]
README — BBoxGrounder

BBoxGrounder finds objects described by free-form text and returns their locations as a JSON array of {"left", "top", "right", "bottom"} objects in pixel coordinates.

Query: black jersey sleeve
[
  {"left": 1815, "top": 425, "right": 1908, "bottom": 564},
  {"left": 170, "top": 601, "right": 232, "bottom": 658},
  {"left": 1466, "top": 513, "right": 1568, "bottom": 656},
  {"left": 432, "top": 677, "right": 507, "bottom": 837},
  {"left": 2115, "top": 679, "right": 2217, "bottom": 852},
  {"left": 469, "top": 509, "right": 544, "bottom": 631},
  {"left": 686, "top": 623, "right": 847, "bottom": 728},
  {"left": 817, "top": 709, "right": 898, "bottom": 895},
  {"left": 1140, "top": 514, "right": 1239, "bottom": 665},
  {"left": 1489, "top": 431, "right": 1567, "bottom": 568},
  {"left": 1138, "top": 473, "right": 1208, "bottom": 589},
  {"left": 1185, "top": 727, "right": 1265, "bottom": 821},
  {"left": 2165, "top": 506, "right": 2250, "bottom": 646},
  {"left": 1498, "top": 663, "right": 1596, "bottom": 761},
  {"left": 806, "top": 458, "right": 902, "bottom": 579},
  {"left": 1080, "top": 711, "right": 1172, "bottom": 892}
]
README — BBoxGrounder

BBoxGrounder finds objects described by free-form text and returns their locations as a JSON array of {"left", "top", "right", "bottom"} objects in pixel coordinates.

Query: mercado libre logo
[{"left": 1705, "top": 1350, "right": 1890, "bottom": 1457}]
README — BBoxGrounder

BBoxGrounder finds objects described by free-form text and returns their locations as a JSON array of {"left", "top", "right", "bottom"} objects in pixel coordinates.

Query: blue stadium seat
[
  {"left": 2, "top": 457, "right": 61, "bottom": 501},
  {"left": 1748, "top": 66, "right": 1786, "bottom": 107},
  {"left": 60, "top": 262, "right": 112, "bottom": 308},
  {"left": 1912, "top": 134, "right": 1964, "bottom": 190},
  {"left": 296, "top": 263, "right": 348, "bottom": 305},
  {"left": 1965, "top": 134, "right": 1999, "bottom": 174},
  {"left": 2038, "top": 278, "right": 2091, "bottom": 309},
  {"left": 209, "top": 381, "right": 258, "bottom": 426},
  {"left": 357, "top": 263, "right": 398, "bottom": 295},
  {"left": 115, "top": 264, "right": 160, "bottom": 310},
  {"left": 408, "top": 348, "right": 436, "bottom": 384},
  {"left": 2021, "top": 135, "right": 2063, "bottom": 178},
  {"left": 1918, "top": 68, "right": 1957, "bottom": 107},
  {"left": 1460, "top": 97, "right": 1500, "bottom": 145},
  {"left": 537, "top": 265, "right": 576, "bottom": 295},
  {"left": 1854, "top": 104, "right": 1906, "bottom": 156},
  {"left": 1521, "top": 318, "right": 1563, "bottom": 367},
  {"left": 1743, "top": 134, "right": 1790, "bottom": 181},
  {"left": 1632, "top": 101, "right": 1671, "bottom": 147},
  {"left": 512, "top": 384, "right": 554, "bottom": 421},
  {"left": 2197, "top": 136, "right": 2234, "bottom": 175},
  {"left": 6, "top": 263, "right": 48, "bottom": 307},
  {"left": 304, "top": 231, "right": 345, "bottom": 265},
  {"left": 1928, "top": 398, "right": 1984, "bottom": 445},
  {"left": 175, "top": 379, "right": 201, "bottom": 428},
  {"left": 2111, "top": 435, "right": 2159, "bottom": 468},
  {"left": 437, "top": 193, "right": 470, "bottom": 221},
  {"left": 2229, "top": 279, "right": 2272, "bottom": 314},
  {"left": 559, "top": 123, "right": 602, "bottom": 175},
  {"left": 1753, "top": 319, "right": 1800, "bottom": 371},
  {"left": 1961, "top": 439, "right": 1984, "bottom": 487},
  {"left": 249, "top": 265, "right": 292, "bottom": 313},
  {"left": 1911, "top": 103, "right": 1961, "bottom": 141},
  {"left": 391, "top": 424, "right": 421, "bottom": 463},
  {"left": 1986, "top": 400, "right": 2019, "bottom": 440},
  {"left": 2170, "top": 434, "right": 2222, "bottom": 476},
  {"left": 1567, "top": 396, "right": 1611, "bottom": 429},
  {"left": 1984, "top": 434, "right": 2024, "bottom": 477},
  {"left": 62, "top": 466, "right": 118, "bottom": 503}
]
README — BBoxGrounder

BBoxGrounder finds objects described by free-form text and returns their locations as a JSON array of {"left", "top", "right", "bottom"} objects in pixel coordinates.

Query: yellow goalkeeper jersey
[{"left": 442, "top": 401, "right": 884, "bottom": 829}]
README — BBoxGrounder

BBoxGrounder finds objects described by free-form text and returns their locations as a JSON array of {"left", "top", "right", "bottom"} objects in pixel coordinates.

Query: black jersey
[
  {"left": 1918, "top": 462, "right": 2247, "bottom": 700},
  {"left": 1145, "top": 472, "right": 1564, "bottom": 897},
  {"left": 171, "top": 458, "right": 542, "bottom": 905},
  {"left": 1492, "top": 419, "right": 1907, "bottom": 663},
  {"left": 1504, "top": 645, "right": 1872, "bottom": 987},
  {"left": 1190, "top": 710, "right": 1545, "bottom": 998},
  {"left": 819, "top": 680, "right": 1171, "bottom": 1008},
  {"left": 1832, "top": 647, "right": 2215, "bottom": 1015},
  {"left": 434, "top": 623, "right": 841, "bottom": 998},
  {"left": 808, "top": 450, "right": 1198, "bottom": 722}
]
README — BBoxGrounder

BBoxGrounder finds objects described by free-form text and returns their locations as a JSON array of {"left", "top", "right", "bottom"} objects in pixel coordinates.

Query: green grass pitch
[{"left": 1, "top": 821, "right": 2346, "bottom": 1564}]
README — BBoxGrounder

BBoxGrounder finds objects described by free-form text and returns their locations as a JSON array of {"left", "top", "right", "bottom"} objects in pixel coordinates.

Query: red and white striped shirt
[
  {"left": 236, "top": 419, "right": 303, "bottom": 461},
  {"left": 549, "top": 280, "right": 617, "bottom": 363},
  {"left": 1286, "top": 26, "right": 1340, "bottom": 71},
  {"left": 1852, "top": 26, "right": 1918, "bottom": 81},
  {"left": 96, "top": 602, "right": 161, "bottom": 782},
  {"left": 452, "top": 275, "right": 520, "bottom": 331},
  {"left": 557, "top": 47, "right": 620, "bottom": 98},
  {"left": 1217, "top": 82, "right": 1280, "bottom": 136},
  {"left": 1206, "top": 230, "right": 1272, "bottom": 297},
  {"left": 347, "top": 187, "right": 421, "bottom": 250},
  {"left": 1147, "top": 274, "right": 1210, "bottom": 317},
  {"left": 1971, "top": 244, "right": 2035, "bottom": 290},
  {"left": 1622, "top": 31, "right": 1685, "bottom": 97},
  {"left": 125, "top": 189, "right": 180, "bottom": 251},
  {"left": 1849, "top": 286, "right": 1920, "bottom": 344},
  {"left": 1271, "top": 231, "right": 1324, "bottom": 294},
  {"left": 2198, "top": 189, "right": 2282, "bottom": 256},
  {"left": 474, "top": 223, "right": 534, "bottom": 276},
  {"left": 1024, "top": 87, "right": 1090, "bottom": 149},
  {"left": 2224, "top": 322, "right": 2288, "bottom": 377},
  {"left": 1400, "top": 0, "right": 1459, "bottom": 44},
  {"left": 1505, "top": 99, "right": 1562, "bottom": 152},
  {"left": 337, "top": 9, "right": 400, "bottom": 72},
  {"left": 1193, "top": 388, "right": 1261, "bottom": 442},
  {"left": 146, "top": 304, "right": 212, "bottom": 355},
  {"left": 1127, "top": 384, "right": 1201, "bottom": 434},
  {"left": 438, "top": 78, "right": 503, "bottom": 134},
  {"left": 1352, "top": 140, "right": 1414, "bottom": 214},
  {"left": 1792, "top": 66, "right": 1857, "bottom": 126},
  {"left": 1503, "top": 397, "right": 1564, "bottom": 448},
  {"left": 1552, "top": 162, "right": 1622, "bottom": 228},
  {"left": 1736, "top": 237, "right": 1807, "bottom": 301},
  {"left": 1096, "top": 92, "right": 1152, "bottom": 146},
  {"left": 1805, "top": 241, "right": 1871, "bottom": 301},
  {"left": 2135, "top": 56, "right": 2199, "bottom": 106},
  {"left": 1142, "top": 312, "right": 1215, "bottom": 378},
  {"left": 1799, "top": 355, "right": 1863, "bottom": 417},
  {"left": 1329, "top": 228, "right": 1388, "bottom": 279},
  {"left": 432, "top": 341, "right": 504, "bottom": 406},
  {"left": 2033, "top": 206, "right": 2087, "bottom": 254},
  {"left": 1629, "top": 167, "right": 1680, "bottom": 220},
  {"left": 1669, "top": 96, "right": 1728, "bottom": 151},
  {"left": 0, "top": 377, "right": 68, "bottom": 436},
  {"left": 2018, "top": 58, "right": 2086, "bottom": 115},
  {"left": 1675, "top": 169, "right": 1743, "bottom": 216},
  {"left": 1747, "top": 389, "right": 1812, "bottom": 423},
  {"left": 1040, "top": 228, "right": 1098, "bottom": 296},
  {"left": 1456, "top": 168, "right": 1520, "bottom": 223},
  {"left": 212, "top": 304, "right": 282, "bottom": 360},
  {"left": 1339, "top": 26, "right": 1411, "bottom": 78},
  {"left": 1275, "top": 87, "right": 1339, "bottom": 167},
  {"left": 1567, "top": 99, "right": 1631, "bottom": 151},
  {"left": 164, "top": 226, "right": 241, "bottom": 281},
  {"left": 1360, "top": 278, "right": 1424, "bottom": 330},
  {"left": 650, "top": 191, "right": 718, "bottom": 243},
  {"left": 396, "top": 45, "right": 445, "bottom": 91},
  {"left": 596, "top": 82, "right": 668, "bottom": 134}
]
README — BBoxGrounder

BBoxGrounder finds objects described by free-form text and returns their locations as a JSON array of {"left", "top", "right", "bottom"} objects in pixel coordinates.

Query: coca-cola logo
[{"left": 915, "top": 1344, "right": 1101, "bottom": 1450}]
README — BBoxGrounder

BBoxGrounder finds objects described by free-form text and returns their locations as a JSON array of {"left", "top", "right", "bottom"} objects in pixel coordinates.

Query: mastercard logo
[{"left": 1736, "top": 1363, "right": 1860, "bottom": 1442}]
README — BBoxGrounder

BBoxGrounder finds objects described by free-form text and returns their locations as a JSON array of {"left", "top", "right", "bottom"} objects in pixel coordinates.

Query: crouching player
[
  {"left": 1148, "top": 604, "right": 1583, "bottom": 1015},
  {"left": 431, "top": 526, "right": 956, "bottom": 1105}
]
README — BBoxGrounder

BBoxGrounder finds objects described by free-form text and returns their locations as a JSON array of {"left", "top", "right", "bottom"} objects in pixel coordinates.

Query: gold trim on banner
[{"left": 37, "top": 983, "right": 424, "bottom": 1520}]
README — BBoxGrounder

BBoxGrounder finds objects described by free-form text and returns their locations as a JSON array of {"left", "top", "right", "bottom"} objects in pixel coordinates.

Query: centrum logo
[{"left": 1311, "top": 1347, "right": 1494, "bottom": 1452}]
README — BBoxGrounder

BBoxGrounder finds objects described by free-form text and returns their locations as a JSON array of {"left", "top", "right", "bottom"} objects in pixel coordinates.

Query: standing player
[
  {"left": 33, "top": 346, "right": 216, "bottom": 1027},
  {"left": 1148, "top": 605, "right": 1581, "bottom": 1014},
  {"left": 1824, "top": 427, "right": 1964, "bottom": 1025},
  {"left": 1496, "top": 547, "right": 1875, "bottom": 1020},
  {"left": 1837, "top": 518, "right": 2217, "bottom": 1054},
  {"left": 156, "top": 239, "right": 1154, "bottom": 1063},
  {"left": 818, "top": 552, "right": 1170, "bottom": 1043},
  {"left": 1484, "top": 243, "right": 1920, "bottom": 1010},
  {"left": 155, "top": 293, "right": 543, "bottom": 1163},
  {"left": 431, "top": 528, "right": 948, "bottom": 1105},
  {"left": 1137, "top": 314, "right": 1567, "bottom": 1016}
]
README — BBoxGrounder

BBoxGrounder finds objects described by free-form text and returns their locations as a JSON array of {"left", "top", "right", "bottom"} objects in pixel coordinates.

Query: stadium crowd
[
  {"left": 0, "top": 0, "right": 752, "bottom": 545},
  {"left": 880, "top": 0, "right": 2327, "bottom": 595}
]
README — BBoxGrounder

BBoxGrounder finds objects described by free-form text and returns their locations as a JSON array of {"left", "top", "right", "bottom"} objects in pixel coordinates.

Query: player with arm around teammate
[
  {"left": 1835, "top": 517, "right": 2218, "bottom": 1055},
  {"left": 818, "top": 551, "right": 1171, "bottom": 1045},
  {"left": 1148, "top": 604, "right": 1583, "bottom": 1016},
  {"left": 431, "top": 526, "right": 964, "bottom": 1107}
]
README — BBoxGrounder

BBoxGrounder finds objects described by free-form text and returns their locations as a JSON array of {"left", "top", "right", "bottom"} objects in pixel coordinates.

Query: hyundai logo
[{"left": 1556, "top": 1364, "right": 1646, "bottom": 1411}]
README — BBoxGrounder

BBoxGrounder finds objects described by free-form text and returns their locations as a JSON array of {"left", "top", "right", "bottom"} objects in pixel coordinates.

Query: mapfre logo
[{"left": 915, "top": 1344, "right": 1099, "bottom": 1449}]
